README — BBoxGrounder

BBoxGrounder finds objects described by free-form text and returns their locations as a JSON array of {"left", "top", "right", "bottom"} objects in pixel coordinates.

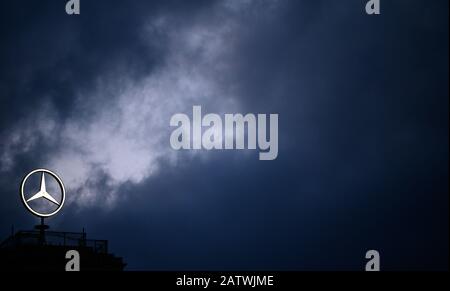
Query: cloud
[{"left": 0, "top": 0, "right": 278, "bottom": 208}]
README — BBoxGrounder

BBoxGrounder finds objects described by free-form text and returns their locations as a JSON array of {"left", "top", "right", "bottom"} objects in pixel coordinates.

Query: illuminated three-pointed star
[{"left": 26, "top": 172, "right": 60, "bottom": 205}]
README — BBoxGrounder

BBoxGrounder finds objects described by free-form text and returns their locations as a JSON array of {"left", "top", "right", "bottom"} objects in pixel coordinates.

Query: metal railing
[{"left": 0, "top": 230, "right": 108, "bottom": 254}]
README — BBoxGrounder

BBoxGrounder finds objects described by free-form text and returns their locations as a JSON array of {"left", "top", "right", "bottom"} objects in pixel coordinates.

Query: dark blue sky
[{"left": 0, "top": 0, "right": 448, "bottom": 270}]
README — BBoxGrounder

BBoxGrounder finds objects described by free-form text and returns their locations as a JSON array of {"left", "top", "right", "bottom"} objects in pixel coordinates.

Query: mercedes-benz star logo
[{"left": 20, "top": 169, "right": 66, "bottom": 218}]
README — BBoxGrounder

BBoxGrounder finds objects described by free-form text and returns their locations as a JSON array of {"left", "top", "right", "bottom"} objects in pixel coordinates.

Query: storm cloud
[
  {"left": 0, "top": 0, "right": 448, "bottom": 270},
  {"left": 0, "top": 0, "right": 272, "bottom": 207}
]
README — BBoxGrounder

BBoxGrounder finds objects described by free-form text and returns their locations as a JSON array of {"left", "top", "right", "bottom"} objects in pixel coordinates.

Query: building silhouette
[{"left": 0, "top": 224, "right": 126, "bottom": 271}]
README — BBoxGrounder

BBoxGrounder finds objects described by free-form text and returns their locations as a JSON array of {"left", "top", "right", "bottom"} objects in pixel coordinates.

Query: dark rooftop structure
[{"left": 0, "top": 226, "right": 126, "bottom": 271}]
